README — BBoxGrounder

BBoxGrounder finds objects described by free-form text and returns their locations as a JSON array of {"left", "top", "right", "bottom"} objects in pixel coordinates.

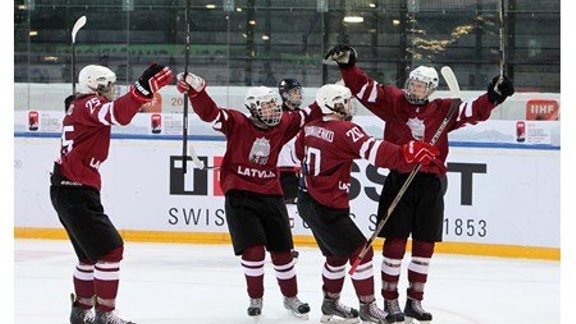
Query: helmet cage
[
  {"left": 403, "top": 66, "right": 439, "bottom": 105},
  {"left": 245, "top": 88, "right": 282, "bottom": 127}
]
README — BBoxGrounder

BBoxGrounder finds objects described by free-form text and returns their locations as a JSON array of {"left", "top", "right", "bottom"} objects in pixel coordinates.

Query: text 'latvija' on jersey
[
  {"left": 295, "top": 119, "right": 407, "bottom": 209},
  {"left": 341, "top": 65, "right": 498, "bottom": 175},
  {"left": 56, "top": 93, "right": 145, "bottom": 191},
  {"left": 190, "top": 91, "right": 321, "bottom": 195}
]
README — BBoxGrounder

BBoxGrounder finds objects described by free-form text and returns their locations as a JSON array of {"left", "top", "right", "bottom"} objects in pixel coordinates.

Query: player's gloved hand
[
  {"left": 176, "top": 72, "right": 206, "bottom": 98},
  {"left": 487, "top": 75, "right": 514, "bottom": 104},
  {"left": 402, "top": 140, "right": 440, "bottom": 165},
  {"left": 131, "top": 63, "right": 173, "bottom": 102},
  {"left": 324, "top": 45, "right": 357, "bottom": 69}
]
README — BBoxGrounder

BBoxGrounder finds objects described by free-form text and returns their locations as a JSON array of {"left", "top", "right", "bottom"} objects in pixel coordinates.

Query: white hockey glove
[{"left": 176, "top": 72, "right": 206, "bottom": 97}]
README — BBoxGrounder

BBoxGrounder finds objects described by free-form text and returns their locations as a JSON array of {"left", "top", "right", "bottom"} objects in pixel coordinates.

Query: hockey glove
[
  {"left": 131, "top": 63, "right": 173, "bottom": 102},
  {"left": 324, "top": 45, "right": 357, "bottom": 69},
  {"left": 176, "top": 72, "right": 206, "bottom": 98},
  {"left": 487, "top": 76, "right": 514, "bottom": 105},
  {"left": 402, "top": 140, "right": 440, "bottom": 166}
]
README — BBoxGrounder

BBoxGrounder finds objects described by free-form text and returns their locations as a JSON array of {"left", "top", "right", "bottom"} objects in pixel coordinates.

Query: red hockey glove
[
  {"left": 176, "top": 72, "right": 206, "bottom": 98},
  {"left": 402, "top": 140, "right": 440, "bottom": 165},
  {"left": 131, "top": 63, "right": 173, "bottom": 102}
]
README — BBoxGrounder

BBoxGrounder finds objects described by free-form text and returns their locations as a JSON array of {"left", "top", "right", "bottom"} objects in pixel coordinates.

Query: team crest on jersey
[
  {"left": 249, "top": 137, "right": 271, "bottom": 165},
  {"left": 406, "top": 117, "right": 425, "bottom": 140}
]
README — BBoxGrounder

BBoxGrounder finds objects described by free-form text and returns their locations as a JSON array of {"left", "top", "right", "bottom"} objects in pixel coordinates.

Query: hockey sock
[
  {"left": 322, "top": 256, "right": 347, "bottom": 297},
  {"left": 407, "top": 240, "right": 434, "bottom": 301},
  {"left": 242, "top": 245, "right": 266, "bottom": 299},
  {"left": 271, "top": 250, "right": 297, "bottom": 297},
  {"left": 73, "top": 259, "right": 95, "bottom": 309},
  {"left": 381, "top": 237, "right": 407, "bottom": 300},
  {"left": 94, "top": 246, "right": 123, "bottom": 312},
  {"left": 349, "top": 245, "right": 375, "bottom": 303}
]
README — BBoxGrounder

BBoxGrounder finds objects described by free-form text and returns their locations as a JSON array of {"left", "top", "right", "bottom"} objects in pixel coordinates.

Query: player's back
[
  {"left": 299, "top": 119, "right": 364, "bottom": 209},
  {"left": 58, "top": 94, "right": 113, "bottom": 190}
]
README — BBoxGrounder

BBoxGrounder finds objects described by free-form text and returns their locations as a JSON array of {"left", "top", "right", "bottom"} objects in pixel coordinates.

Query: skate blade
[
  {"left": 404, "top": 316, "right": 431, "bottom": 324},
  {"left": 250, "top": 314, "right": 263, "bottom": 323},
  {"left": 320, "top": 314, "right": 361, "bottom": 324},
  {"left": 286, "top": 309, "right": 309, "bottom": 320}
]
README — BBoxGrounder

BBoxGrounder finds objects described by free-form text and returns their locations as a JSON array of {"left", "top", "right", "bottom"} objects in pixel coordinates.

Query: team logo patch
[
  {"left": 406, "top": 117, "right": 425, "bottom": 140},
  {"left": 249, "top": 137, "right": 271, "bottom": 165}
]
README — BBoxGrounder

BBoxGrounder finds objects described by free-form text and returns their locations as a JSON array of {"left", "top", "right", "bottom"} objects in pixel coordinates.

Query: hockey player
[
  {"left": 296, "top": 83, "right": 439, "bottom": 324},
  {"left": 176, "top": 72, "right": 322, "bottom": 320},
  {"left": 50, "top": 63, "right": 173, "bottom": 324},
  {"left": 277, "top": 78, "right": 304, "bottom": 261},
  {"left": 324, "top": 45, "right": 514, "bottom": 323},
  {"left": 277, "top": 78, "right": 304, "bottom": 204}
]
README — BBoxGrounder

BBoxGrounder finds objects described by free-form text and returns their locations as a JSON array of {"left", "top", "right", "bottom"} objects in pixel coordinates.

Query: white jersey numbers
[
  {"left": 304, "top": 146, "right": 321, "bottom": 176},
  {"left": 346, "top": 126, "right": 365, "bottom": 142}
]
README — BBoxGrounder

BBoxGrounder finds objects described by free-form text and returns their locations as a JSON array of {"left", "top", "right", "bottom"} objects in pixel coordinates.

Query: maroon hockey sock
[
  {"left": 73, "top": 260, "right": 95, "bottom": 309},
  {"left": 350, "top": 245, "right": 375, "bottom": 300},
  {"left": 322, "top": 256, "right": 348, "bottom": 296},
  {"left": 242, "top": 245, "right": 266, "bottom": 299},
  {"left": 94, "top": 246, "right": 123, "bottom": 312},
  {"left": 407, "top": 241, "right": 434, "bottom": 301},
  {"left": 271, "top": 250, "right": 297, "bottom": 297},
  {"left": 381, "top": 238, "right": 407, "bottom": 300}
]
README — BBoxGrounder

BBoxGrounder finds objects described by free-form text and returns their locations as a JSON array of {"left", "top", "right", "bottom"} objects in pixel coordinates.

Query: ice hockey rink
[{"left": 14, "top": 239, "right": 559, "bottom": 324}]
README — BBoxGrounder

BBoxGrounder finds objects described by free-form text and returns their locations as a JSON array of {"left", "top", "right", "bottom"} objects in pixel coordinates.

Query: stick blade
[
  {"left": 440, "top": 66, "right": 460, "bottom": 97},
  {"left": 71, "top": 16, "right": 87, "bottom": 43}
]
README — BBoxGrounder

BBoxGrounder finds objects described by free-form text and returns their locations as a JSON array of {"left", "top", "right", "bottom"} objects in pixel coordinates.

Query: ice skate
[
  {"left": 383, "top": 299, "right": 404, "bottom": 323},
  {"left": 291, "top": 250, "right": 300, "bottom": 263},
  {"left": 320, "top": 296, "right": 360, "bottom": 324},
  {"left": 94, "top": 310, "right": 136, "bottom": 324},
  {"left": 359, "top": 301, "right": 389, "bottom": 324},
  {"left": 69, "top": 293, "right": 95, "bottom": 324},
  {"left": 283, "top": 296, "right": 310, "bottom": 319},
  {"left": 403, "top": 298, "right": 432, "bottom": 324},
  {"left": 247, "top": 297, "right": 263, "bottom": 322}
]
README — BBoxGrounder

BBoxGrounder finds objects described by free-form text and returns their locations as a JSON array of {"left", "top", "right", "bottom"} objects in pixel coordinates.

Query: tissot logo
[
  {"left": 169, "top": 155, "right": 487, "bottom": 206},
  {"left": 169, "top": 155, "right": 223, "bottom": 196}
]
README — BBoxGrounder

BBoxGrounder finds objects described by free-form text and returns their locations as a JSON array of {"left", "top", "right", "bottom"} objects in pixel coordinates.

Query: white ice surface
[{"left": 15, "top": 239, "right": 559, "bottom": 324}]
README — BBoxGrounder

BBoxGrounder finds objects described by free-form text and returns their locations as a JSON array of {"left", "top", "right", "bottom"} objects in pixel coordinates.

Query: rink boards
[{"left": 14, "top": 130, "right": 559, "bottom": 260}]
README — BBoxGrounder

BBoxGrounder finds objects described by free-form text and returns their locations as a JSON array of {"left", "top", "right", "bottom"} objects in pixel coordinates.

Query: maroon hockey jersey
[
  {"left": 56, "top": 93, "right": 146, "bottom": 191},
  {"left": 341, "top": 65, "right": 498, "bottom": 175},
  {"left": 190, "top": 91, "right": 322, "bottom": 195},
  {"left": 295, "top": 120, "right": 408, "bottom": 209}
]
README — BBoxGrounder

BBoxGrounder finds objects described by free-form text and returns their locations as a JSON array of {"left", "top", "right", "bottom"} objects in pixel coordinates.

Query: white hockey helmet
[
  {"left": 77, "top": 65, "right": 117, "bottom": 101},
  {"left": 404, "top": 65, "right": 439, "bottom": 105},
  {"left": 315, "top": 84, "right": 355, "bottom": 120},
  {"left": 244, "top": 86, "right": 282, "bottom": 127}
]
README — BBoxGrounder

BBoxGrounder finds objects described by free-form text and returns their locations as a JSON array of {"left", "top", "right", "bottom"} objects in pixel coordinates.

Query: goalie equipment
[
  {"left": 245, "top": 86, "right": 282, "bottom": 128},
  {"left": 404, "top": 66, "right": 439, "bottom": 105},
  {"left": 77, "top": 65, "right": 117, "bottom": 101}
]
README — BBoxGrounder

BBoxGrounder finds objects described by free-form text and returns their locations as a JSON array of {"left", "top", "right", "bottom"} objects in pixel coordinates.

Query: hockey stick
[
  {"left": 71, "top": 16, "right": 87, "bottom": 95},
  {"left": 349, "top": 66, "right": 461, "bottom": 275},
  {"left": 181, "top": 0, "right": 205, "bottom": 172},
  {"left": 493, "top": 0, "right": 506, "bottom": 96},
  {"left": 498, "top": 0, "right": 505, "bottom": 78}
]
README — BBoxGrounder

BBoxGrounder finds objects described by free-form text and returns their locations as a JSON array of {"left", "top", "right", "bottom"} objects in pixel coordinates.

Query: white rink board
[{"left": 14, "top": 136, "right": 559, "bottom": 249}]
